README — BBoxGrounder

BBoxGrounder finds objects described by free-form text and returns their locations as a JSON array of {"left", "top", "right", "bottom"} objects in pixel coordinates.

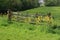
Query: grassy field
[{"left": 0, "top": 7, "right": 60, "bottom": 40}]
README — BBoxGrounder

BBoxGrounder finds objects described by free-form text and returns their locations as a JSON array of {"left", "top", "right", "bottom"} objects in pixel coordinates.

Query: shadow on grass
[
  {"left": 7, "top": 39, "right": 10, "bottom": 40},
  {"left": 47, "top": 24, "right": 60, "bottom": 34},
  {"left": 1, "top": 21, "right": 13, "bottom": 27}
]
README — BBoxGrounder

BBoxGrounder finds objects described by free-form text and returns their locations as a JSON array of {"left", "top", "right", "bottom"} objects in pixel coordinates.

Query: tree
[{"left": 45, "top": 0, "right": 57, "bottom": 6}]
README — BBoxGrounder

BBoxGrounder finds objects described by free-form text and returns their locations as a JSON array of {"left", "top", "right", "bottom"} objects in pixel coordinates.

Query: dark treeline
[
  {"left": 0, "top": 0, "right": 40, "bottom": 12},
  {"left": 0, "top": 0, "right": 60, "bottom": 13}
]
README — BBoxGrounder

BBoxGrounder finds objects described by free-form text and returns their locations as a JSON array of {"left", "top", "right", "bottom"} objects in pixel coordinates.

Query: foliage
[
  {"left": 0, "top": 0, "right": 39, "bottom": 11},
  {"left": 45, "top": 0, "right": 60, "bottom": 6}
]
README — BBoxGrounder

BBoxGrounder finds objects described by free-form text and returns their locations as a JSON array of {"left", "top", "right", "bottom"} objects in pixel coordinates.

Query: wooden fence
[{"left": 7, "top": 11, "right": 53, "bottom": 24}]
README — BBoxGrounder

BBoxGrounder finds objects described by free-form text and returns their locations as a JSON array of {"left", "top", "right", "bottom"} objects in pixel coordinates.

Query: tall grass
[{"left": 0, "top": 7, "right": 60, "bottom": 40}]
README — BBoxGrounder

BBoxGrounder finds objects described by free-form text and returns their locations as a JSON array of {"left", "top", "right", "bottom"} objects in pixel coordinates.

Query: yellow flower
[
  {"left": 35, "top": 16, "right": 42, "bottom": 24},
  {"left": 24, "top": 17, "right": 31, "bottom": 23}
]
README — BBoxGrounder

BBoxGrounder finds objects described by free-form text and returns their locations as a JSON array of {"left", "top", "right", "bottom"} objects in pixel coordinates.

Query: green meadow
[{"left": 0, "top": 7, "right": 60, "bottom": 40}]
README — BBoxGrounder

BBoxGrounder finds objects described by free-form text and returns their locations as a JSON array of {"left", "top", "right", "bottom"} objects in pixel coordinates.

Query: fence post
[{"left": 7, "top": 9, "right": 12, "bottom": 22}]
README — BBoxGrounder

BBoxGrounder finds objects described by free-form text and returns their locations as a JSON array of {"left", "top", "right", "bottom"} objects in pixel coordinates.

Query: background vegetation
[
  {"left": 45, "top": 0, "right": 60, "bottom": 6},
  {"left": 0, "top": 0, "right": 60, "bottom": 11},
  {"left": 0, "top": 0, "right": 39, "bottom": 11}
]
